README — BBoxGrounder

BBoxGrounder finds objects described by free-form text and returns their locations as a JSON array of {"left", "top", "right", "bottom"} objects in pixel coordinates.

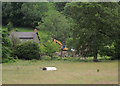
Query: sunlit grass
[{"left": 2, "top": 60, "right": 118, "bottom": 84}]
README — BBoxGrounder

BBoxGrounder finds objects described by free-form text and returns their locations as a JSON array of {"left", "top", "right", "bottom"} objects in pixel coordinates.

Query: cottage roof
[{"left": 10, "top": 32, "right": 36, "bottom": 39}]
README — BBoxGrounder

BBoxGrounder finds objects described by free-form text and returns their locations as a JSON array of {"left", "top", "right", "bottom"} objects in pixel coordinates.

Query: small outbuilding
[{"left": 9, "top": 32, "right": 39, "bottom": 43}]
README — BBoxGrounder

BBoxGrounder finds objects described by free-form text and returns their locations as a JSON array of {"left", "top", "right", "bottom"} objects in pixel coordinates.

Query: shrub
[
  {"left": 14, "top": 41, "right": 40, "bottom": 60},
  {"left": 41, "top": 56, "right": 51, "bottom": 61},
  {"left": 2, "top": 57, "right": 16, "bottom": 63},
  {"left": 2, "top": 46, "right": 11, "bottom": 59},
  {"left": 44, "top": 40, "right": 59, "bottom": 59},
  {"left": 54, "top": 56, "right": 61, "bottom": 60},
  {"left": 2, "top": 28, "right": 12, "bottom": 47},
  {"left": 65, "top": 37, "right": 73, "bottom": 51},
  {"left": 99, "top": 44, "right": 115, "bottom": 58},
  {"left": 2, "top": 28, "right": 12, "bottom": 60},
  {"left": 39, "top": 43, "right": 46, "bottom": 56},
  {"left": 39, "top": 40, "right": 59, "bottom": 59},
  {"left": 10, "top": 31, "right": 21, "bottom": 48},
  {"left": 7, "top": 22, "right": 13, "bottom": 31}
]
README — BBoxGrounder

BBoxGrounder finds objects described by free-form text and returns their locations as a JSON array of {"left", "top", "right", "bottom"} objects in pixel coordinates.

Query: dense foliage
[
  {"left": 2, "top": 2, "right": 120, "bottom": 61},
  {"left": 2, "top": 28, "right": 17, "bottom": 63},
  {"left": 2, "top": 2, "right": 52, "bottom": 27},
  {"left": 67, "top": 2, "right": 120, "bottom": 61},
  {"left": 2, "top": 28, "right": 12, "bottom": 59},
  {"left": 39, "top": 40, "right": 59, "bottom": 59},
  {"left": 37, "top": 10, "right": 71, "bottom": 42},
  {"left": 14, "top": 41, "right": 40, "bottom": 60},
  {"left": 2, "top": 3, "right": 23, "bottom": 26}
]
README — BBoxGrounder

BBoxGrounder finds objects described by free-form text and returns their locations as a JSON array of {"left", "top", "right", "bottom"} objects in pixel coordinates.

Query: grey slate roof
[{"left": 10, "top": 32, "right": 36, "bottom": 39}]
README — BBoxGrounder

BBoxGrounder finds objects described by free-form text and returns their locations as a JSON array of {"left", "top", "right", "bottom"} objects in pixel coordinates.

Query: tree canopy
[
  {"left": 2, "top": 2, "right": 120, "bottom": 60},
  {"left": 68, "top": 2, "right": 120, "bottom": 61},
  {"left": 37, "top": 10, "right": 71, "bottom": 42}
]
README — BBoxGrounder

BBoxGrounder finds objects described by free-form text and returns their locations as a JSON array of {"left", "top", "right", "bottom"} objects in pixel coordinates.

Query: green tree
[
  {"left": 21, "top": 2, "right": 51, "bottom": 27},
  {"left": 45, "top": 40, "right": 59, "bottom": 59},
  {"left": 38, "top": 10, "right": 71, "bottom": 42},
  {"left": 39, "top": 39, "right": 59, "bottom": 59},
  {"left": 2, "top": 28, "right": 12, "bottom": 59},
  {"left": 2, "top": 2, "right": 24, "bottom": 27},
  {"left": 63, "top": 3, "right": 72, "bottom": 17},
  {"left": 2, "top": 2, "right": 52, "bottom": 27},
  {"left": 2, "top": 2, "right": 13, "bottom": 25},
  {"left": 69, "top": 2, "right": 120, "bottom": 61},
  {"left": 54, "top": 2, "right": 67, "bottom": 12}
]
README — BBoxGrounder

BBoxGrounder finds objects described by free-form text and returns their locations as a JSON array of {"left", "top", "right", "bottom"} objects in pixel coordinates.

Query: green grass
[
  {"left": 2, "top": 60, "right": 118, "bottom": 84},
  {"left": 14, "top": 27, "right": 34, "bottom": 32},
  {"left": 0, "top": 64, "right": 1, "bottom": 85},
  {"left": 2, "top": 27, "right": 118, "bottom": 84},
  {"left": 41, "top": 55, "right": 112, "bottom": 62}
]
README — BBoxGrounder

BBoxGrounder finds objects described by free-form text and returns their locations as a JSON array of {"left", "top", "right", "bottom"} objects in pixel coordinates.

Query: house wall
[
  {"left": 33, "top": 34, "right": 39, "bottom": 43},
  {"left": 9, "top": 32, "right": 39, "bottom": 43},
  {"left": 20, "top": 39, "right": 34, "bottom": 42}
]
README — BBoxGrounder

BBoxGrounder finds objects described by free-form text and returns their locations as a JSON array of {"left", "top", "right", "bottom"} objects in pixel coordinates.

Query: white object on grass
[
  {"left": 41, "top": 67, "right": 57, "bottom": 71},
  {"left": 71, "top": 48, "right": 75, "bottom": 51}
]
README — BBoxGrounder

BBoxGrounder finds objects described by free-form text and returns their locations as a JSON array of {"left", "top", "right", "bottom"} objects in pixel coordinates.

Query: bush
[
  {"left": 7, "top": 22, "right": 13, "bottom": 31},
  {"left": 10, "top": 31, "right": 21, "bottom": 48},
  {"left": 2, "top": 28, "right": 12, "bottom": 47},
  {"left": 99, "top": 44, "right": 115, "bottom": 58},
  {"left": 2, "top": 28, "right": 12, "bottom": 59},
  {"left": 41, "top": 56, "right": 51, "bottom": 61},
  {"left": 2, "top": 57, "right": 16, "bottom": 63},
  {"left": 65, "top": 37, "right": 73, "bottom": 51},
  {"left": 54, "top": 56, "right": 61, "bottom": 60},
  {"left": 14, "top": 41, "right": 40, "bottom": 60},
  {"left": 39, "top": 40, "right": 59, "bottom": 59},
  {"left": 2, "top": 46, "right": 11, "bottom": 59},
  {"left": 44, "top": 40, "right": 59, "bottom": 59},
  {"left": 39, "top": 43, "right": 46, "bottom": 56}
]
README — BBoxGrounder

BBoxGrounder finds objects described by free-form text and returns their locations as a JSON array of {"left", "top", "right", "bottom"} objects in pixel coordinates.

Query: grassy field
[
  {"left": 2, "top": 60, "right": 118, "bottom": 84},
  {"left": 0, "top": 64, "right": 2, "bottom": 85}
]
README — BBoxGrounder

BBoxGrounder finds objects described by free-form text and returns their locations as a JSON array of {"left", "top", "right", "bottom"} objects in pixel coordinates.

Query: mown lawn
[
  {"left": 0, "top": 64, "right": 2, "bottom": 85},
  {"left": 2, "top": 60, "right": 118, "bottom": 84}
]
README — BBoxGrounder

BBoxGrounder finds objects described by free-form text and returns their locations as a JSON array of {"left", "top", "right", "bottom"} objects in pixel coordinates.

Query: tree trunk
[
  {"left": 93, "top": 33, "right": 100, "bottom": 62},
  {"left": 93, "top": 49, "right": 99, "bottom": 62}
]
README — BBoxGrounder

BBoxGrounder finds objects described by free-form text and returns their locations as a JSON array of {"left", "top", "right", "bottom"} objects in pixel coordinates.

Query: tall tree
[
  {"left": 69, "top": 2, "right": 120, "bottom": 61},
  {"left": 2, "top": 2, "right": 52, "bottom": 27},
  {"left": 54, "top": 2, "right": 67, "bottom": 12},
  {"left": 2, "top": 2, "right": 13, "bottom": 25},
  {"left": 2, "top": 2, "right": 24, "bottom": 26},
  {"left": 38, "top": 10, "right": 71, "bottom": 43},
  {"left": 21, "top": 2, "right": 51, "bottom": 27},
  {"left": 2, "top": 28, "right": 12, "bottom": 59}
]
